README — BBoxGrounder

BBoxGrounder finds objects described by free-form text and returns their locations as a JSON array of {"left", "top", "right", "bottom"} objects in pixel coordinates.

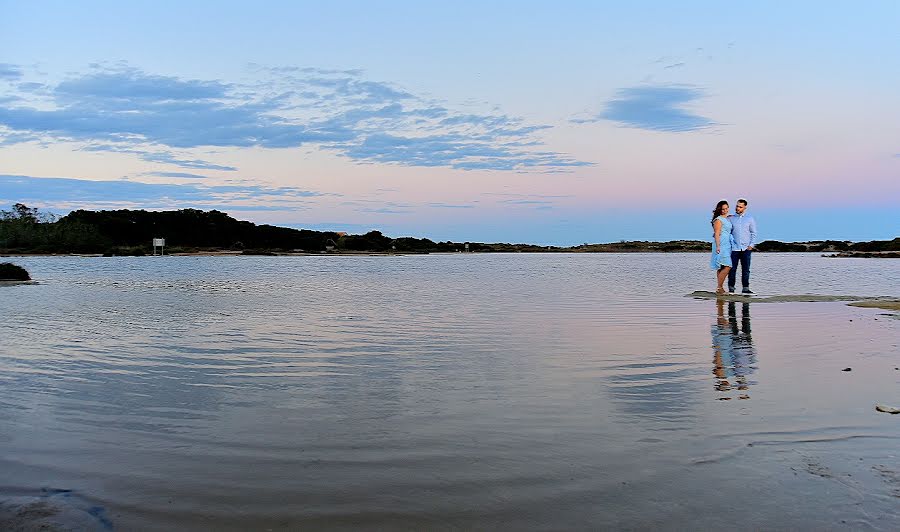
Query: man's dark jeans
[{"left": 728, "top": 249, "right": 752, "bottom": 289}]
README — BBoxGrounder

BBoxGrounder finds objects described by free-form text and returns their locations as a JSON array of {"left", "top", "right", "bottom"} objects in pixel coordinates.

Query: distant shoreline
[
  {"left": 3, "top": 249, "right": 899, "bottom": 258},
  {"left": 3, "top": 205, "right": 897, "bottom": 256},
  {"left": 826, "top": 251, "right": 900, "bottom": 259}
]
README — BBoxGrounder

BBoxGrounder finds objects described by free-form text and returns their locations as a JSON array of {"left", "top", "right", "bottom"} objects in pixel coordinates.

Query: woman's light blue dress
[{"left": 710, "top": 215, "right": 734, "bottom": 270}]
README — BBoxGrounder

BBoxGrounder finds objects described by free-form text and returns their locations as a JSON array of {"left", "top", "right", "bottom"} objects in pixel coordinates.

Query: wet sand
[
  {"left": 0, "top": 280, "right": 36, "bottom": 286},
  {"left": 848, "top": 300, "right": 900, "bottom": 311},
  {"left": 0, "top": 489, "right": 110, "bottom": 531},
  {"left": 689, "top": 290, "right": 900, "bottom": 311}
]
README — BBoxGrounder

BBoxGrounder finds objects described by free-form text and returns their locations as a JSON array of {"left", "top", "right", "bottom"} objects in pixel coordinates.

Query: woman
[{"left": 710, "top": 200, "right": 733, "bottom": 294}]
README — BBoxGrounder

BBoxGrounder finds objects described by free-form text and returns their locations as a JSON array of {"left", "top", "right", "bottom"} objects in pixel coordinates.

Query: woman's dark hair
[{"left": 711, "top": 200, "right": 728, "bottom": 226}]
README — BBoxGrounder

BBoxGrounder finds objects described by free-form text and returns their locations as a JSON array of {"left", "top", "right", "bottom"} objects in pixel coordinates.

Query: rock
[
  {"left": 842, "top": 367, "right": 852, "bottom": 372},
  {"left": 0, "top": 489, "right": 111, "bottom": 531},
  {"left": 875, "top": 404, "right": 900, "bottom": 414},
  {"left": 0, "top": 262, "right": 30, "bottom": 281}
]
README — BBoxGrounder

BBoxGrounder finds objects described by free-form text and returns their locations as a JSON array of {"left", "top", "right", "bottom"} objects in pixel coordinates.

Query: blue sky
[{"left": 1, "top": 1, "right": 898, "bottom": 243}]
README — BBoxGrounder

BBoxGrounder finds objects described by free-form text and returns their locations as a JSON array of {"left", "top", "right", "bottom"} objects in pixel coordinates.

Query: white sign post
[{"left": 152, "top": 238, "right": 165, "bottom": 256}]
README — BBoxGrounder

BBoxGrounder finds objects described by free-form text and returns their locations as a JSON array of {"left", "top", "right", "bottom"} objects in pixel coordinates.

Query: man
[{"left": 728, "top": 198, "right": 757, "bottom": 293}]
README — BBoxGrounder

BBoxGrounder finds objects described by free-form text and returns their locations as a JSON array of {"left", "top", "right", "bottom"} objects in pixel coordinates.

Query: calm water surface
[{"left": 1, "top": 253, "right": 899, "bottom": 530}]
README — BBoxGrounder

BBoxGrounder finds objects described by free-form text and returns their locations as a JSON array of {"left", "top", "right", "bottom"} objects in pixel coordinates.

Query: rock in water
[
  {"left": 875, "top": 404, "right": 900, "bottom": 414},
  {"left": 0, "top": 262, "right": 30, "bottom": 281}
]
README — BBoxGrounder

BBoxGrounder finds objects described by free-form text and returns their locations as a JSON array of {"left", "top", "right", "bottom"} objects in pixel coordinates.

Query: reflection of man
[
  {"left": 728, "top": 199, "right": 757, "bottom": 294},
  {"left": 711, "top": 300, "right": 757, "bottom": 399},
  {"left": 728, "top": 302, "right": 755, "bottom": 383}
]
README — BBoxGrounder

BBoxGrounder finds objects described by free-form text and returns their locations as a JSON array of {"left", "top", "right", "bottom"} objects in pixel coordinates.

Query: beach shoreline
[{"left": 6, "top": 249, "right": 900, "bottom": 258}]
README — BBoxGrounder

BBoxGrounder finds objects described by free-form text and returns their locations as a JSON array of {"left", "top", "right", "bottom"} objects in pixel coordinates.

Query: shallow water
[{"left": 1, "top": 253, "right": 898, "bottom": 530}]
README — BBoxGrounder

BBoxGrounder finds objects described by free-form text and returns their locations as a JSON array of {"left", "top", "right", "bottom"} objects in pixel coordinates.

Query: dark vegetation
[
  {"left": 755, "top": 239, "right": 900, "bottom": 253},
  {"left": 1, "top": 203, "right": 344, "bottom": 254},
  {"left": 0, "top": 262, "right": 30, "bottom": 280},
  {"left": 0, "top": 204, "right": 473, "bottom": 254},
  {"left": 1, "top": 203, "right": 897, "bottom": 255}
]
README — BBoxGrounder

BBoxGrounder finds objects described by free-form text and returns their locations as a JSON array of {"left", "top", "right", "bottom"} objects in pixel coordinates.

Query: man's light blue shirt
[{"left": 729, "top": 213, "right": 757, "bottom": 251}]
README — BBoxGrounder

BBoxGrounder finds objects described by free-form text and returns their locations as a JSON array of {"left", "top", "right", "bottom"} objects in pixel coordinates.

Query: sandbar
[{"left": 688, "top": 291, "right": 900, "bottom": 311}]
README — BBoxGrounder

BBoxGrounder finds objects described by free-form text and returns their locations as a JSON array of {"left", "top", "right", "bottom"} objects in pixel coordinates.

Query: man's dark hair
[{"left": 737, "top": 198, "right": 748, "bottom": 206}]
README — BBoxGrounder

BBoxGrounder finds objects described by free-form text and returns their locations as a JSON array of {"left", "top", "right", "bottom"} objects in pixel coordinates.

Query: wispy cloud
[
  {"left": 80, "top": 144, "right": 238, "bottom": 171},
  {"left": 346, "top": 200, "right": 415, "bottom": 215},
  {"left": 0, "top": 64, "right": 23, "bottom": 80},
  {"left": 574, "top": 85, "right": 715, "bottom": 132},
  {"left": 0, "top": 63, "right": 591, "bottom": 172},
  {"left": 0, "top": 174, "right": 328, "bottom": 210},
  {"left": 56, "top": 69, "right": 229, "bottom": 101},
  {"left": 0, "top": 69, "right": 331, "bottom": 150},
  {"left": 488, "top": 197, "right": 559, "bottom": 211},
  {"left": 139, "top": 152, "right": 238, "bottom": 171},
  {"left": 334, "top": 133, "right": 589, "bottom": 171},
  {"left": 142, "top": 171, "right": 209, "bottom": 179},
  {"left": 499, "top": 199, "right": 555, "bottom": 207},
  {"left": 428, "top": 202, "right": 476, "bottom": 209},
  {"left": 482, "top": 192, "right": 573, "bottom": 199},
  {"left": 0, "top": 129, "right": 39, "bottom": 145},
  {"left": 360, "top": 207, "right": 412, "bottom": 215}
]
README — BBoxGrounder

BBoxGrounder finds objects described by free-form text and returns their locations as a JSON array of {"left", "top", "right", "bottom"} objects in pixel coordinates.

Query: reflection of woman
[
  {"left": 711, "top": 300, "right": 757, "bottom": 399},
  {"left": 710, "top": 200, "right": 733, "bottom": 295}
]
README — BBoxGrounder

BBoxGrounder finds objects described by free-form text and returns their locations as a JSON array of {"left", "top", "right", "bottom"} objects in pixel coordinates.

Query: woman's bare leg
[{"left": 717, "top": 266, "right": 731, "bottom": 292}]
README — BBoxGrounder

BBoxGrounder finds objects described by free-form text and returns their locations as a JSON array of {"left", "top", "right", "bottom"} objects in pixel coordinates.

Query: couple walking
[{"left": 711, "top": 199, "right": 758, "bottom": 295}]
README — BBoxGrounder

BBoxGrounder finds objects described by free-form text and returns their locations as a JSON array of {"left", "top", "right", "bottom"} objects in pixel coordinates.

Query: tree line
[
  {"left": 0, "top": 204, "right": 469, "bottom": 254},
  {"left": 1, "top": 203, "right": 896, "bottom": 255}
]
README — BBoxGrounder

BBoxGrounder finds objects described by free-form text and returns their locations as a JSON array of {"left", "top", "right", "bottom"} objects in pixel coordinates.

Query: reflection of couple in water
[{"left": 711, "top": 300, "right": 757, "bottom": 400}]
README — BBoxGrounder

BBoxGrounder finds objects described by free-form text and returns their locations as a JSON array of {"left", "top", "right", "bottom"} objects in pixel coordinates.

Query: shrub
[
  {"left": 241, "top": 249, "right": 277, "bottom": 256},
  {"left": 756, "top": 240, "right": 807, "bottom": 252},
  {"left": 102, "top": 246, "right": 148, "bottom": 256}
]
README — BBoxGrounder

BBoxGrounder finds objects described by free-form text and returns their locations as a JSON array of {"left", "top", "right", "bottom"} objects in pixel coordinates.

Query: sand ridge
[{"left": 688, "top": 291, "right": 900, "bottom": 312}]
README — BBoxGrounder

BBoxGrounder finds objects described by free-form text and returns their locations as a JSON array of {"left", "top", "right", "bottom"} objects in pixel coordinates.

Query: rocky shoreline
[{"left": 826, "top": 251, "right": 900, "bottom": 258}]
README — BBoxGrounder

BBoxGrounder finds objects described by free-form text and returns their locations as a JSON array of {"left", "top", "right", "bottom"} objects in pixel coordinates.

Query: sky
[{"left": 1, "top": 0, "right": 898, "bottom": 244}]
